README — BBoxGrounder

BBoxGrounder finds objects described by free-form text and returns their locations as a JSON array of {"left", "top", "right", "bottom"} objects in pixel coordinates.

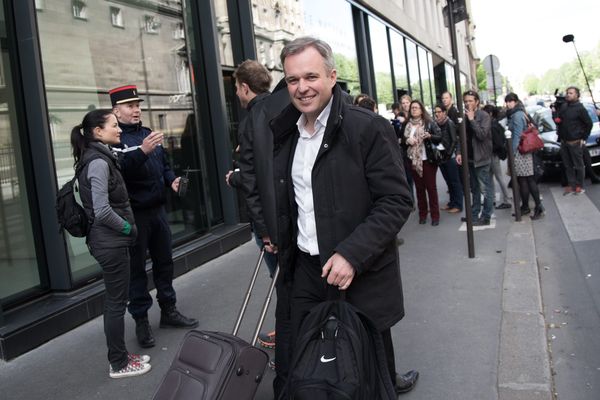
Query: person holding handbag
[
  {"left": 405, "top": 100, "right": 443, "bottom": 225},
  {"left": 505, "top": 92, "right": 544, "bottom": 220},
  {"left": 434, "top": 103, "right": 463, "bottom": 213}
]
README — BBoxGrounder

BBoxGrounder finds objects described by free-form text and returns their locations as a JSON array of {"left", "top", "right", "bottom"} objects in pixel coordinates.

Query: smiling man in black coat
[{"left": 271, "top": 37, "right": 418, "bottom": 397}]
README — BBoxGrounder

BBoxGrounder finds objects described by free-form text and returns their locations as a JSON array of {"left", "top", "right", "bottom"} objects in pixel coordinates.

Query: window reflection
[
  {"left": 368, "top": 16, "right": 393, "bottom": 111},
  {"left": 418, "top": 46, "right": 432, "bottom": 109},
  {"left": 37, "top": 0, "right": 213, "bottom": 282},
  {"left": 212, "top": 0, "right": 234, "bottom": 66},
  {"left": 390, "top": 31, "right": 408, "bottom": 100},
  {"left": 247, "top": 0, "right": 359, "bottom": 94},
  {"left": 0, "top": 0, "right": 42, "bottom": 301},
  {"left": 405, "top": 39, "right": 421, "bottom": 101}
]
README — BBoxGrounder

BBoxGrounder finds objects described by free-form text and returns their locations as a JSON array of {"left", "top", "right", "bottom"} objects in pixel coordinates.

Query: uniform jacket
[
  {"left": 557, "top": 100, "right": 593, "bottom": 142},
  {"left": 117, "top": 122, "right": 176, "bottom": 210},
  {"left": 79, "top": 142, "right": 136, "bottom": 249},
  {"left": 239, "top": 79, "right": 290, "bottom": 243},
  {"left": 271, "top": 84, "right": 413, "bottom": 330}
]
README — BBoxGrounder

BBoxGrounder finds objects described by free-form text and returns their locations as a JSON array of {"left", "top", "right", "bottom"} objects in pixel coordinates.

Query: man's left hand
[
  {"left": 171, "top": 177, "right": 181, "bottom": 192},
  {"left": 322, "top": 253, "right": 355, "bottom": 290}
]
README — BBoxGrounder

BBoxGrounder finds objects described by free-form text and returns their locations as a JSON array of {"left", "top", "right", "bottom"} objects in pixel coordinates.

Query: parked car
[{"left": 531, "top": 104, "right": 600, "bottom": 178}]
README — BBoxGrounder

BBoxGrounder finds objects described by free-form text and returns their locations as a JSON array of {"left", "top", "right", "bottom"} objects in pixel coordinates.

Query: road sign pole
[{"left": 447, "top": 0, "right": 475, "bottom": 258}]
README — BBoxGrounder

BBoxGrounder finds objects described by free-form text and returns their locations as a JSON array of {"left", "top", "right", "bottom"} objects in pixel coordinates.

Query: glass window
[
  {"left": 427, "top": 52, "right": 436, "bottom": 104},
  {"left": 445, "top": 62, "right": 456, "bottom": 100},
  {"left": 390, "top": 31, "right": 408, "bottom": 100},
  {"left": 37, "top": 0, "right": 217, "bottom": 282},
  {"left": 0, "top": 1, "right": 43, "bottom": 302},
  {"left": 405, "top": 39, "right": 421, "bottom": 101},
  {"left": 367, "top": 16, "right": 393, "bottom": 111},
  {"left": 72, "top": 0, "right": 87, "bottom": 20},
  {"left": 35, "top": 0, "right": 45, "bottom": 10},
  {"left": 110, "top": 7, "right": 123, "bottom": 28},
  {"left": 302, "top": 0, "right": 359, "bottom": 94},
  {"left": 212, "top": 0, "right": 234, "bottom": 67},
  {"left": 418, "top": 46, "right": 432, "bottom": 110}
]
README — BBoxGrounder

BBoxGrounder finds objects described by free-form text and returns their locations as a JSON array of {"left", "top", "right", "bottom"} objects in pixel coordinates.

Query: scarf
[{"left": 405, "top": 118, "right": 426, "bottom": 177}]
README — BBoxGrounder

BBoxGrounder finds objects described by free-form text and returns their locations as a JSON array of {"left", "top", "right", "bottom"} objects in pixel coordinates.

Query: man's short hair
[
  {"left": 566, "top": 86, "right": 581, "bottom": 98},
  {"left": 463, "top": 89, "right": 480, "bottom": 102},
  {"left": 280, "top": 37, "right": 335, "bottom": 73},
  {"left": 357, "top": 96, "right": 377, "bottom": 112},
  {"left": 442, "top": 91, "right": 453, "bottom": 99},
  {"left": 391, "top": 102, "right": 400, "bottom": 110},
  {"left": 233, "top": 60, "right": 272, "bottom": 94}
]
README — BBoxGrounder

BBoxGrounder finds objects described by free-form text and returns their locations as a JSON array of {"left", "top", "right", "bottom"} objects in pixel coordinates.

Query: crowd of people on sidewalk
[{"left": 65, "top": 33, "right": 595, "bottom": 399}]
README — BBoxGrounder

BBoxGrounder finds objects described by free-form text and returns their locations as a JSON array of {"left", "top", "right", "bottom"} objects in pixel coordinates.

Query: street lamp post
[{"left": 562, "top": 34, "right": 598, "bottom": 109}]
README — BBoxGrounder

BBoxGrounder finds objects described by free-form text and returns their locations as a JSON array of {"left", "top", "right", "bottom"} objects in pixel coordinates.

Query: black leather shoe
[
  {"left": 394, "top": 370, "right": 419, "bottom": 395},
  {"left": 160, "top": 307, "right": 199, "bottom": 329},
  {"left": 473, "top": 218, "right": 491, "bottom": 226},
  {"left": 135, "top": 317, "right": 155, "bottom": 348}
]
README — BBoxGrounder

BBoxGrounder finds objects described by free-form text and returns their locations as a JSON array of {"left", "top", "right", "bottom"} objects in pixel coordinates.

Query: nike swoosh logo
[{"left": 320, "top": 355, "right": 336, "bottom": 363}]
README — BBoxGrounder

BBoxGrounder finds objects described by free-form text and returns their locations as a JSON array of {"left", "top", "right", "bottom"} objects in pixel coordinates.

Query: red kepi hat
[{"left": 109, "top": 85, "right": 144, "bottom": 106}]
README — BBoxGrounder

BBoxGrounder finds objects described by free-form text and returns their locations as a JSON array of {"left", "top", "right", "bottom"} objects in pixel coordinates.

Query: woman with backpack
[
  {"left": 405, "top": 100, "right": 443, "bottom": 225},
  {"left": 70, "top": 109, "right": 151, "bottom": 378},
  {"left": 504, "top": 93, "right": 544, "bottom": 220}
]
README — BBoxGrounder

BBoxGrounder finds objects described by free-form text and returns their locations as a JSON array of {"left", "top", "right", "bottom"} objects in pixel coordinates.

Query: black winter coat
[
  {"left": 271, "top": 85, "right": 413, "bottom": 330},
  {"left": 239, "top": 79, "right": 290, "bottom": 243},
  {"left": 557, "top": 101, "right": 593, "bottom": 142}
]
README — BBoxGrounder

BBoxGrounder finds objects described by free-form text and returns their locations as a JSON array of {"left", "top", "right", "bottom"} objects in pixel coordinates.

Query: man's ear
[{"left": 241, "top": 82, "right": 250, "bottom": 95}]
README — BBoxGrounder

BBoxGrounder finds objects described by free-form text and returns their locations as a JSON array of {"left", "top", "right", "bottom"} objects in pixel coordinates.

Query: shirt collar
[{"left": 296, "top": 95, "right": 334, "bottom": 138}]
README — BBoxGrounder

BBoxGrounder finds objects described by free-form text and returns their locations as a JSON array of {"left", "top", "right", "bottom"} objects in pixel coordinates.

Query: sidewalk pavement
[{"left": 0, "top": 204, "right": 552, "bottom": 400}]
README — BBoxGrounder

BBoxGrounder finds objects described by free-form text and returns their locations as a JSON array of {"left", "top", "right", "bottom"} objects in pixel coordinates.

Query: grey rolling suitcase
[{"left": 152, "top": 249, "right": 279, "bottom": 400}]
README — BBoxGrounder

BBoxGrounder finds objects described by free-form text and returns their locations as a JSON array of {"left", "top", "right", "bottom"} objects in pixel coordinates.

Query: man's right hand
[
  {"left": 141, "top": 131, "right": 163, "bottom": 154},
  {"left": 262, "top": 237, "right": 278, "bottom": 254},
  {"left": 456, "top": 154, "right": 462, "bottom": 165}
]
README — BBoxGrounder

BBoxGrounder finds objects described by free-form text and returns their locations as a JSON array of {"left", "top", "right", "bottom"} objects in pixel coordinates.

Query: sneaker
[
  {"left": 574, "top": 186, "right": 585, "bottom": 195},
  {"left": 258, "top": 330, "right": 276, "bottom": 349},
  {"left": 109, "top": 361, "right": 151, "bottom": 379},
  {"left": 495, "top": 203, "right": 511, "bottom": 210},
  {"left": 128, "top": 353, "right": 151, "bottom": 364}
]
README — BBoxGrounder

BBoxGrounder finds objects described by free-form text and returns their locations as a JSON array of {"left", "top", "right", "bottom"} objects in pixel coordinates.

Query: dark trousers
[
  {"left": 402, "top": 150, "right": 415, "bottom": 203},
  {"left": 560, "top": 142, "right": 585, "bottom": 188},
  {"left": 411, "top": 162, "right": 440, "bottom": 221},
  {"left": 439, "top": 157, "right": 463, "bottom": 210},
  {"left": 273, "top": 277, "right": 293, "bottom": 399},
  {"left": 128, "top": 207, "right": 177, "bottom": 319},
  {"left": 90, "top": 245, "right": 130, "bottom": 371},
  {"left": 288, "top": 250, "right": 397, "bottom": 382},
  {"left": 469, "top": 163, "right": 494, "bottom": 220}
]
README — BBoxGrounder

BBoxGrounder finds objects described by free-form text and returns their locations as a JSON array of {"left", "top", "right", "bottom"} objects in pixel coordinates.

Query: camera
[{"left": 550, "top": 88, "right": 566, "bottom": 118}]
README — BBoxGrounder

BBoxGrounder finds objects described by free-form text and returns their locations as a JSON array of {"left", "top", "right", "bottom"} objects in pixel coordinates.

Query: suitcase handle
[{"left": 232, "top": 247, "right": 280, "bottom": 346}]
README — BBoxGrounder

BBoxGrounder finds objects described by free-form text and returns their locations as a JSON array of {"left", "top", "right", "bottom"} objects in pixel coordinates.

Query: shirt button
[
  {"left": 279, "top": 179, "right": 285, "bottom": 184},
  {"left": 323, "top": 143, "right": 329, "bottom": 149}
]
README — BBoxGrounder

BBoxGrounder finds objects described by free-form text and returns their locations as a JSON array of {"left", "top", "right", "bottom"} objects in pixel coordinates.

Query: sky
[{"left": 470, "top": 0, "right": 600, "bottom": 89}]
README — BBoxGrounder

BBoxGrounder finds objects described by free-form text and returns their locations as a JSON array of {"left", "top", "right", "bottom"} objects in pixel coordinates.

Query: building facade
[{"left": 0, "top": 0, "right": 476, "bottom": 360}]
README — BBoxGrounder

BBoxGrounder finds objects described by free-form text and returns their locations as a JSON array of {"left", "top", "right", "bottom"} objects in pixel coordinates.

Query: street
[{"left": 0, "top": 178, "right": 599, "bottom": 400}]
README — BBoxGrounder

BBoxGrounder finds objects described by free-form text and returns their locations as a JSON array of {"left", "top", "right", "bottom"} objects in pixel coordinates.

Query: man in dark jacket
[
  {"left": 556, "top": 86, "right": 593, "bottom": 194},
  {"left": 456, "top": 90, "right": 494, "bottom": 226},
  {"left": 441, "top": 91, "right": 460, "bottom": 125},
  {"left": 110, "top": 85, "right": 198, "bottom": 349},
  {"left": 271, "top": 37, "right": 418, "bottom": 397}
]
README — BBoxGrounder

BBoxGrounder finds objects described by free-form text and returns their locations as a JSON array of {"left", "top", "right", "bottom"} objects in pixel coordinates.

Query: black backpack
[
  {"left": 491, "top": 120, "right": 507, "bottom": 160},
  {"left": 56, "top": 161, "right": 94, "bottom": 237},
  {"left": 280, "top": 299, "right": 396, "bottom": 400}
]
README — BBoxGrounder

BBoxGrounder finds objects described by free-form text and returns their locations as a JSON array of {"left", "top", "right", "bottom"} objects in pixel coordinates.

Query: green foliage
[
  {"left": 523, "top": 75, "right": 540, "bottom": 95},
  {"left": 536, "top": 41, "right": 600, "bottom": 95},
  {"left": 476, "top": 63, "right": 487, "bottom": 91},
  {"left": 334, "top": 53, "right": 361, "bottom": 95}
]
